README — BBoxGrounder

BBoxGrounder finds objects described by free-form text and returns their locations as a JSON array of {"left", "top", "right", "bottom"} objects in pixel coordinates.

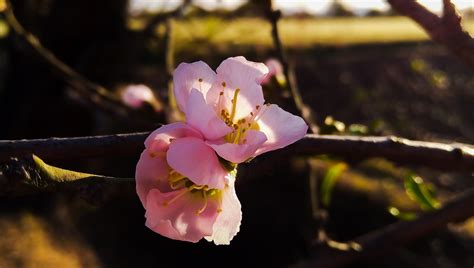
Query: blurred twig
[
  {"left": 1, "top": 133, "right": 474, "bottom": 172},
  {"left": 387, "top": 0, "right": 474, "bottom": 68},
  {"left": 298, "top": 187, "right": 474, "bottom": 268},
  {"left": 163, "top": 18, "right": 181, "bottom": 122},
  {"left": 142, "top": 0, "right": 191, "bottom": 38},
  {"left": 264, "top": 0, "right": 319, "bottom": 133},
  {"left": 4, "top": 0, "right": 160, "bottom": 126}
]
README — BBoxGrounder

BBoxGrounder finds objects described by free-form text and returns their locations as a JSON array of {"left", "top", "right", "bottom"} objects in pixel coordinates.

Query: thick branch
[
  {"left": 0, "top": 132, "right": 149, "bottom": 162},
  {"left": 300, "top": 187, "right": 474, "bottom": 267},
  {"left": 1, "top": 133, "right": 474, "bottom": 172},
  {"left": 387, "top": 0, "right": 474, "bottom": 68}
]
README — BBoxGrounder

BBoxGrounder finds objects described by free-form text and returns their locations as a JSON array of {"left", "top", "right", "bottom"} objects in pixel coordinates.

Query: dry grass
[{"left": 169, "top": 16, "right": 474, "bottom": 52}]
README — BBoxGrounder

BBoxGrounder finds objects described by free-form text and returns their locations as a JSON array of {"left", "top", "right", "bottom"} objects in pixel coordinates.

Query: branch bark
[
  {"left": 387, "top": 0, "right": 474, "bottom": 68},
  {"left": 298, "top": 187, "right": 474, "bottom": 268},
  {"left": 1, "top": 133, "right": 474, "bottom": 172}
]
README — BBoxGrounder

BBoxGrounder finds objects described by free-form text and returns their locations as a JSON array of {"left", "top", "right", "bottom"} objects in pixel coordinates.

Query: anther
[
  {"left": 196, "top": 192, "right": 208, "bottom": 215},
  {"left": 221, "top": 82, "right": 226, "bottom": 87},
  {"left": 198, "top": 78, "right": 203, "bottom": 82}
]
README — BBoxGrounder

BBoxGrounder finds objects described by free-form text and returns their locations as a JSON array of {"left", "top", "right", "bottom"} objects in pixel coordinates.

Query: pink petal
[
  {"left": 173, "top": 61, "right": 216, "bottom": 113},
  {"left": 144, "top": 122, "right": 203, "bottom": 153},
  {"left": 262, "top": 58, "right": 283, "bottom": 85},
  {"left": 121, "top": 84, "right": 155, "bottom": 108},
  {"left": 185, "top": 89, "right": 232, "bottom": 140},
  {"left": 167, "top": 137, "right": 227, "bottom": 189},
  {"left": 217, "top": 56, "right": 269, "bottom": 85},
  {"left": 208, "top": 130, "right": 267, "bottom": 163},
  {"left": 255, "top": 104, "right": 308, "bottom": 156},
  {"left": 135, "top": 149, "right": 171, "bottom": 207},
  {"left": 145, "top": 188, "right": 220, "bottom": 243},
  {"left": 207, "top": 57, "right": 267, "bottom": 120},
  {"left": 205, "top": 175, "right": 242, "bottom": 245}
]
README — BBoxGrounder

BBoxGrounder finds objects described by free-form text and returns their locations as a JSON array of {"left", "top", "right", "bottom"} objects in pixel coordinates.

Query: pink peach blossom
[
  {"left": 121, "top": 84, "right": 156, "bottom": 108},
  {"left": 136, "top": 122, "right": 241, "bottom": 244},
  {"left": 173, "top": 56, "right": 308, "bottom": 164},
  {"left": 261, "top": 58, "right": 284, "bottom": 85}
]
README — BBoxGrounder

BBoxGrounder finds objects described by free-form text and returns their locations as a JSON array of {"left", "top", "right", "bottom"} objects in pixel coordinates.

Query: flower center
[{"left": 164, "top": 170, "right": 221, "bottom": 215}]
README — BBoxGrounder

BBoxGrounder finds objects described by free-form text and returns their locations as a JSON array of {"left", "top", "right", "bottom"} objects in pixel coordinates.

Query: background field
[{"left": 163, "top": 17, "right": 474, "bottom": 52}]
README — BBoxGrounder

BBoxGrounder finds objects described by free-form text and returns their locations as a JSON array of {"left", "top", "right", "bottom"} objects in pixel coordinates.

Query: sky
[{"left": 130, "top": 0, "right": 474, "bottom": 15}]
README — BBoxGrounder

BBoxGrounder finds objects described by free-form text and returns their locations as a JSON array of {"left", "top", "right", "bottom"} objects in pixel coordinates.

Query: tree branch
[
  {"left": 298, "top": 187, "right": 474, "bottom": 268},
  {"left": 0, "top": 132, "right": 149, "bottom": 162},
  {"left": 387, "top": 0, "right": 474, "bottom": 68},
  {"left": 265, "top": 0, "right": 319, "bottom": 133},
  {"left": 1, "top": 133, "right": 474, "bottom": 172},
  {"left": 0, "top": 155, "right": 134, "bottom": 202}
]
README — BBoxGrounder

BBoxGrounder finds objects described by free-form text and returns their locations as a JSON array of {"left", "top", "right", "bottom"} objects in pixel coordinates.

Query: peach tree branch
[
  {"left": 387, "top": 0, "right": 474, "bottom": 68},
  {"left": 1, "top": 133, "right": 474, "bottom": 172},
  {"left": 299, "top": 187, "right": 474, "bottom": 267}
]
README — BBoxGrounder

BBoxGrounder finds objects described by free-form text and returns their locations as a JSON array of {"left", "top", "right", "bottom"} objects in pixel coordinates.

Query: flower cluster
[{"left": 135, "top": 56, "right": 308, "bottom": 245}]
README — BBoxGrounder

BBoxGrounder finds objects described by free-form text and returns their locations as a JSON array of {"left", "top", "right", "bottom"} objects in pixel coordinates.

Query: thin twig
[
  {"left": 387, "top": 0, "right": 474, "bottom": 68},
  {"left": 265, "top": 0, "right": 319, "bottom": 133},
  {"left": 298, "top": 187, "right": 474, "bottom": 268},
  {"left": 4, "top": 0, "right": 161, "bottom": 126},
  {"left": 142, "top": 0, "right": 191, "bottom": 38},
  {"left": 5, "top": 1, "right": 121, "bottom": 109},
  {"left": 1, "top": 133, "right": 474, "bottom": 172}
]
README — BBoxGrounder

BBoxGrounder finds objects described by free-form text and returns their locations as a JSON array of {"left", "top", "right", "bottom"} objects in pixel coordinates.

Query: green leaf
[
  {"left": 320, "top": 116, "right": 346, "bottom": 134},
  {"left": 320, "top": 163, "right": 347, "bottom": 207},
  {"left": 387, "top": 206, "right": 418, "bottom": 221},
  {"left": 348, "top": 124, "right": 368, "bottom": 136},
  {"left": 404, "top": 173, "right": 441, "bottom": 211},
  {"left": 32, "top": 155, "right": 96, "bottom": 183}
]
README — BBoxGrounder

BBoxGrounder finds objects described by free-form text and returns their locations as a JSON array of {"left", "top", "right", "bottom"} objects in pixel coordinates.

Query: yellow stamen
[
  {"left": 229, "top": 88, "right": 240, "bottom": 122},
  {"left": 169, "top": 171, "right": 186, "bottom": 183},
  {"left": 196, "top": 191, "right": 208, "bottom": 215},
  {"left": 163, "top": 188, "right": 191, "bottom": 207}
]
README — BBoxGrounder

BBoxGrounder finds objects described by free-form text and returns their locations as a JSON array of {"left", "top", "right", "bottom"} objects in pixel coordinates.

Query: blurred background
[{"left": 0, "top": 0, "right": 473, "bottom": 267}]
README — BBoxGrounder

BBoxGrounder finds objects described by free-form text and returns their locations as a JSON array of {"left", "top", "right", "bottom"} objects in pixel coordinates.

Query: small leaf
[
  {"left": 387, "top": 206, "right": 418, "bottom": 221},
  {"left": 321, "top": 163, "right": 347, "bottom": 207},
  {"left": 320, "top": 116, "right": 346, "bottom": 134},
  {"left": 348, "top": 124, "right": 368, "bottom": 136},
  {"left": 32, "top": 155, "right": 96, "bottom": 183},
  {"left": 404, "top": 173, "right": 441, "bottom": 211}
]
